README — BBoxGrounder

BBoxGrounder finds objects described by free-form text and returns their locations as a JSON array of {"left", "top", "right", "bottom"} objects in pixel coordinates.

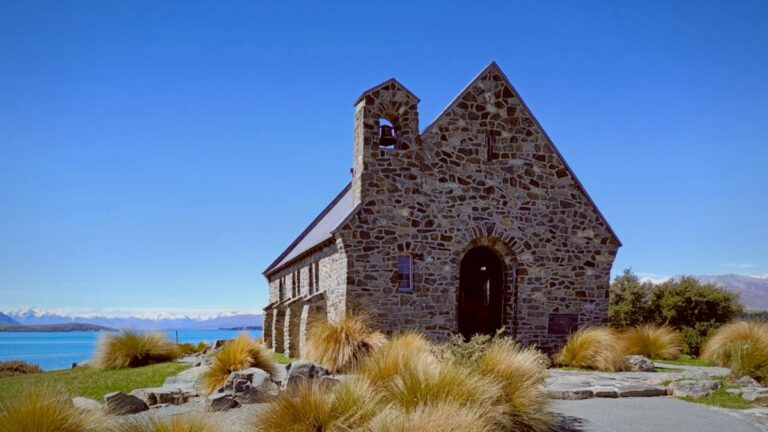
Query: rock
[
  {"left": 129, "top": 387, "right": 191, "bottom": 406},
  {"left": 214, "top": 339, "right": 230, "bottom": 349},
  {"left": 222, "top": 368, "right": 279, "bottom": 404},
  {"left": 205, "top": 392, "right": 240, "bottom": 412},
  {"left": 668, "top": 380, "right": 722, "bottom": 398},
  {"left": 75, "top": 360, "right": 92, "bottom": 368},
  {"left": 625, "top": 355, "right": 655, "bottom": 372},
  {"left": 728, "top": 387, "right": 768, "bottom": 402},
  {"left": 163, "top": 365, "right": 208, "bottom": 393},
  {"left": 592, "top": 387, "right": 620, "bottom": 398},
  {"left": 546, "top": 388, "right": 594, "bottom": 400},
  {"left": 72, "top": 397, "right": 102, "bottom": 411},
  {"left": 618, "top": 386, "right": 669, "bottom": 397},
  {"left": 104, "top": 392, "right": 149, "bottom": 415},
  {"left": 736, "top": 376, "right": 762, "bottom": 388},
  {"left": 285, "top": 360, "right": 331, "bottom": 390}
]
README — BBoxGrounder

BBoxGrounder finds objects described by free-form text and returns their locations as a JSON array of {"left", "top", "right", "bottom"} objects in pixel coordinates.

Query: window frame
[{"left": 397, "top": 255, "right": 414, "bottom": 293}]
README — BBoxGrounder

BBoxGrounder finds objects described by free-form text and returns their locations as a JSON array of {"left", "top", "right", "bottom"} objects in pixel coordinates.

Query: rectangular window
[
  {"left": 278, "top": 278, "right": 285, "bottom": 302},
  {"left": 308, "top": 264, "right": 315, "bottom": 295},
  {"left": 295, "top": 271, "right": 301, "bottom": 297},
  {"left": 397, "top": 255, "right": 413, "bottom": 292},
  {"left": 314, "top": 262, "right": 320, "bottom": 292}
]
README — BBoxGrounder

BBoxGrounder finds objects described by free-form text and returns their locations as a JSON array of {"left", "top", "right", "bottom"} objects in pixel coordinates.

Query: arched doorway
[{"left": 458, "top": 246, "right": 504, "bottom": 339}]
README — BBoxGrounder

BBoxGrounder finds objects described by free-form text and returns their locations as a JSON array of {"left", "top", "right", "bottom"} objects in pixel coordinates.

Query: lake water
[{"left": 0, "top": 330, "right": 263, "bottom": 371}]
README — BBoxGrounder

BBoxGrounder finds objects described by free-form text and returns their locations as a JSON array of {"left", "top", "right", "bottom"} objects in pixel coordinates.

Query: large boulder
[
  {"left": 223, "top": 368, "right": 279, "bottom": 404},
  {"left": 163, "top": 365, "right": 208, "bottom": 393},
  {"left": 668, "top": 380, "right": 721, "bottom": 398},
  {"left": 285, "top": 360, "right": 331, "bottom": 390},
  {"left": 205, "top": 392, "right": 240, "bottom": 412},
  {"left": 72, "top": 397, "right": 101, "bottom": 411},
  {"left": 128, "top": 387, "right": 191, "bottom": 406},
  {"left": 104, "top": 392, "right": 148, "bottom": 415},
  {"left": 736, "top": 376, "right": 762, "bottom": 388},
  {"left": 625, "top": 355, "right": 655, "bottom": 372}
]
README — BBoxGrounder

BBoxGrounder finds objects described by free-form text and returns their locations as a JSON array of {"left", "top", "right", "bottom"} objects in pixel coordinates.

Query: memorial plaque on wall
[{"left": 548, "top": 313, "right": 579, "bottom": 335}]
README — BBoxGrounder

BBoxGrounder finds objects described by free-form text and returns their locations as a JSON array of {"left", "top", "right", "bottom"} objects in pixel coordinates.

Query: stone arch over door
[{"left": 455, "top": 235, "right": 519, "bottom": 338}]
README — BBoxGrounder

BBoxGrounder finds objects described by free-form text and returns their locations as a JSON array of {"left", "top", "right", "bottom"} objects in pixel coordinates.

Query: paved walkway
[{"left": 551, "top": 397, "right": 762, "bottom": 432}]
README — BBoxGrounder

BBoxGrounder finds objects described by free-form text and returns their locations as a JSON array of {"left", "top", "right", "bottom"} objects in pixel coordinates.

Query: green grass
[
  {"left": 0, "top": 362, "right": 187, "bottom": 401},
  {"left": 655, "top": 354, "right": 712, "bottom": 367},
  {"left": 272, "top": 351, "right": 293, "bottom": 365},
  {"left": 682, "top": 384, "right": 752, "bottom": 409}
]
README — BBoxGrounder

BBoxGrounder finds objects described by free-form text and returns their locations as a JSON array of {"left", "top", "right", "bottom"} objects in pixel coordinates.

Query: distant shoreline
[
  {"left": 0, "top": 323, "right": 116, "bottom": 332},
  {"left": 218, "top": 326, "right": 263, "bottom": 331}
]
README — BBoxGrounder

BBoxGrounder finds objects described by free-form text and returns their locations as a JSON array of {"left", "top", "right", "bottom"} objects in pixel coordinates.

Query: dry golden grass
[
  {"left": 476, "top": 339, "right": 553, "bottom": 432},
  {"left": 200, "top": 333, "right": 278, "bottom": 394},
  {"left": 253, "top": 376, "right": 382, "bottom": 432},
  {"left": 367, "top": 403, "right": 494, "bottom": 432},
  {"left": 94, "top": 331, "right": 180, "bottom": 369},
  {"left": 0, "top": 386, "right": 104, "bottom": 432},
  {"left": 555, "top": 327, "right": 628, "bottom": 371},
  {"left": 701, "top": 321, "right": 768, "bottom": 364},
  {"left": 622, "top": 324, "right": 686, "bottom": 360},
  {"left": 306, "top": 315, "right": 387, "bottom": 373},
  {"left": 355, "top": 332, "right": 434, "bottom": 386},
  {"left": 109, "top": 415, "right": 213, "bottom": 432}
]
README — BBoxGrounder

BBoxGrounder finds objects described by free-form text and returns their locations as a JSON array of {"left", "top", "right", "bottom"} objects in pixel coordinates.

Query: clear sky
[{"left": 1, "top": 1, "right": 766, "bottom": 314}]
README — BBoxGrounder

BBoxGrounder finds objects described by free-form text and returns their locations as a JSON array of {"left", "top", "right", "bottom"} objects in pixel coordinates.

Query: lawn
[
  {"left": 655, "top": 354, "right": 712, "bottom": 367},
  {"left": 0, "top": 362, "right": 187, "bottom": 401}
]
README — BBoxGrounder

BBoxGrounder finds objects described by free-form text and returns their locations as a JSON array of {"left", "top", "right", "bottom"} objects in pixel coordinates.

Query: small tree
[{"left": 608, "top": 269, "right": 654, "bottom": 328}]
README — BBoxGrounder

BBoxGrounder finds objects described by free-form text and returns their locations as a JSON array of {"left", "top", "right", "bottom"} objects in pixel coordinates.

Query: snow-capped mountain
[
  {"left": 0, "top": 311, "right": 18, "bottom": 325},
  {"left": 4, "top": 307, "right": 263, "bottom": 331}
]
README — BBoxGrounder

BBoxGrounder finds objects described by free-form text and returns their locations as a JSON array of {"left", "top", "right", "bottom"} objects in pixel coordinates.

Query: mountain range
[
  {"left": 3, "top": 307, "right": 263, "bottom": 331},
  {"left": 691, "top": 274, "right": 768, "bottom": 311},
  {"left": 0, "top": 311, "right": 19, "bottom": 325}
]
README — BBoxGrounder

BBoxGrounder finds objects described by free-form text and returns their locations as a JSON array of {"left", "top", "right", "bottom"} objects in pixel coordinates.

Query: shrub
[
  {"left": 176, "top": 342, "right": 208, "bottom": 357},
  {"left": 94, "top": 331, "right": 180, "bottom": 369},
  {"left": 622, "top": 324, "right": 686, "bottom": 360},
  {"left": 476, "top": 339, "right": 552, "bottom": 432},
  {"left": 200, "top": 333, "right": 277, "bottom": 394},
  {"left": 367, "top": 403, "right": 493, "bottom": 432},
  {"left": 701, "top": 321, "right": 768, "bottom": 367},
  {"left": 0, "top": 386, "right": 103, "bottom": 432},
  {"left": 555, "top": 327, "right": 627, "bottom": 371},
  {"left": 253, "top": 377, "right": 381, "bottom": 432},
  {"left": 0, "top": 361, "right": 42, "bottom": 378},
  {"left": 608, "top": 269, "right": 656, "bottom": 328},
  {"left": 430, "top": 331, "right": 498, "bottom": 368},
  {"left": 306, "top": 315, "right": 386, "bottom": 373},
  {"left": 109, "top": 415, "right": 213, "bottom": 432},
  {"left": 680, "top": 322, "right": 720, "bottom": 356},
  {"left": 355, "top": 332, "right": 434, "bottom": 386}
]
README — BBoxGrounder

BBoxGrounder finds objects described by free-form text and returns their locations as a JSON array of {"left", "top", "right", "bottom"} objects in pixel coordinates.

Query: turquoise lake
[{"left": 0, "top": 330, "right": 263, "bottom": 371}]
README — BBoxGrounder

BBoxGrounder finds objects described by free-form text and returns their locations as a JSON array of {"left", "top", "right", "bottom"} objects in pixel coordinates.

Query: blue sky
[{"left": 1, "top": 1, "right": 766, "bottom": 314}]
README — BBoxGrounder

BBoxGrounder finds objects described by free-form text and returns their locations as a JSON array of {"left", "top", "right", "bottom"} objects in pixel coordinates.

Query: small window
[
  {"left": 278, "top": 278, "right": 285, "bottom": 302},
  {"left": 308, "top": 264, "right": 314, "bottom": 295},
  {"left": 295, "top": 270, "right": 301, "bottom": 297},
  {"left": 314, "top": 262, "right": 320, "bottom": 293},
  {"left": 485, "top": 132, "right": 496, "bottom": 161},
  {"left": 397, "top": 255, "right": 413, "bottom": 292}
]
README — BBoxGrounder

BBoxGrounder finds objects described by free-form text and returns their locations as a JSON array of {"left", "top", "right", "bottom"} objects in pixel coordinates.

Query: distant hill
[
  {"left": 0, "top": 312, "right": 18, "bottom": 326},
  {"left": 692, "top": 274, "right": 768, "bottom": 311},
  {"left": 4, "top": 307, "right": 263, "bottom": 331},
  {"left": 0, "top": 323, "right": 114, "bottom": 332}
]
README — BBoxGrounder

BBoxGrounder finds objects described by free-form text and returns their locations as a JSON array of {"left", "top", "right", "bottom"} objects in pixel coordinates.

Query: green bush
[
  {"left": 0, "top": 361, "right": 42, "bottom": 378},
  {"left": 609, "top": 269, "right": 743, "bottom": 355}
]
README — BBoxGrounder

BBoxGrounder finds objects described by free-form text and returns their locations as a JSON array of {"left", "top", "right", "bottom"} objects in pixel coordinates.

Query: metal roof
[{"left": 263, "top": 183, "right": 355, "bottom": 275}]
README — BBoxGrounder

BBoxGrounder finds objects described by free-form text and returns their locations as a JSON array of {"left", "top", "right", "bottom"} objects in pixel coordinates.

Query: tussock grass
[
  {"left": 95, "top": 331, "right": 180, "bottom": 369},
  {"left": 254, "top": 377, "right": 381, "bottom": 432},
  {"left": 622, "top": 324, "right": 686, "bottom": 360},
  {"left": 701, "top": 321, "right": 768, "bottom": 365},
  {"left": 109, "top": 415, "right": 213, "bottom": 432},
  {"left": 0, "top": 361, "right": 42, "bottom": 378},
  {"left": 726, "top": 338, "right": 768, "bottom": 382},
  {"left": 476, "top": 339, "right": 553, "bottom": 432},
  {"left": 367, "top": 403, "right": 493, "bottom": 432},
  {"left": 176, "top": 342, "right": 208, "bottom": 357},
  {"left": 355, "top": 332, "right": 434, "bottom": 386},
  {"left": 555, "top": 327, "right": 628, "bottom": 371},
  {"left": 200, "top": 333, "right": 277, "bottom": 394},
  {"left": 306, "top": 315, "right": 386, "bottom": 373},
  {"left": 0, "top": 386, "right": 104, "bottom": 432}
]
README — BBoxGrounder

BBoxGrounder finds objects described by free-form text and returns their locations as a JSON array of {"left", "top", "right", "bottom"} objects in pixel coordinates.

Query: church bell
[{"left": 378, "top": 125, "right": 398, "bottom": 147}]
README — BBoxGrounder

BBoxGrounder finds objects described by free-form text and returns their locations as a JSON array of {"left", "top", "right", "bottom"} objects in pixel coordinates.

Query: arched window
[{"left": 378, "top": 118, "right": 399, "bottom": 150}]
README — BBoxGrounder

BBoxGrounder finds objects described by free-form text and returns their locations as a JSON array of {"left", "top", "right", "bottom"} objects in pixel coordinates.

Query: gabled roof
[
  {"left": 263, "top": 183, "right": 355, "bottom": 276},
  {"left": 353, "top": 78, "right": 420, "bottom": 106},
  {"left": 421, "top": 62, "right": 622, "bottom": 246}
]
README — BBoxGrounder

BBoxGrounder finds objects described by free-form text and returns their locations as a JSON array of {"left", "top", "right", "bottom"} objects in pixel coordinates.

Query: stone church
[{"left": 262, "top": 62, "right": 620, "bottom": 357}]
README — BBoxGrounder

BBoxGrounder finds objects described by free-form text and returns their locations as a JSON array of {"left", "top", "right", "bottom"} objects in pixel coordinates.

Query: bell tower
[{"left": 351, "top": 79, "right": 420, "bottom": 206}]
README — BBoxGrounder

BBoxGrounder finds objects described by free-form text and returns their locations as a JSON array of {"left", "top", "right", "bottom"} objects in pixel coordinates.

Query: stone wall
[{"left": 336, "top": 64, "right": 619, "bottom": 350}]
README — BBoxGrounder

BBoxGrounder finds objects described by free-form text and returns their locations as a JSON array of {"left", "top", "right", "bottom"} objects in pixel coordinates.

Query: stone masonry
[{"left": 263, "top": 62, "right": 620, "bottom": 355}]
